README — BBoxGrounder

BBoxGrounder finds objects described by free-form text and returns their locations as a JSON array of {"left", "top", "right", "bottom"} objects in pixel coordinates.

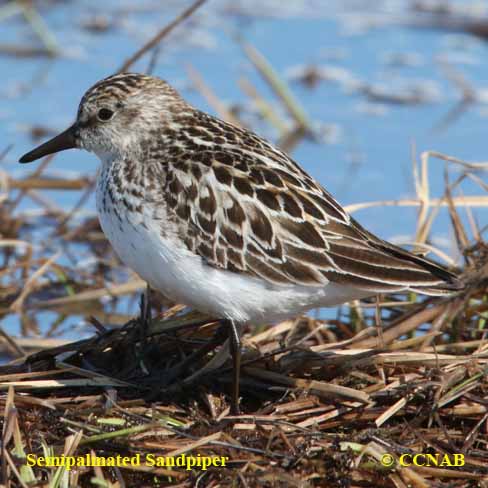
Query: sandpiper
[{"left": 19, "top": 73, "right": 463, "bottom": 414}]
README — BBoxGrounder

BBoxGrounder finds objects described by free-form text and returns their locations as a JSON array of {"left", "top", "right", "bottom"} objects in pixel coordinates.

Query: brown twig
[{"left": 117, "top": 0, "right": 208, "bottom": 73}]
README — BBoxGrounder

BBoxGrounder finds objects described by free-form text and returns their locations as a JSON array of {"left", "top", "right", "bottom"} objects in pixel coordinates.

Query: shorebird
[{"left": 19, "top": 73, "right": 463, "bottom": 414}]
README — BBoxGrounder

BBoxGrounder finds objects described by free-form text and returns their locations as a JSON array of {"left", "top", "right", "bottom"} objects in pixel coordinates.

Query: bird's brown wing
[{"left": 163, "top": 115, "right": 462, "bottom": 295}]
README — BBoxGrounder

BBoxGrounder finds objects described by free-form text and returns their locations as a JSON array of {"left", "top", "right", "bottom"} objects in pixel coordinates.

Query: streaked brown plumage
[{"left": 159, "top": 109, "right": 461, "bottom": 294}]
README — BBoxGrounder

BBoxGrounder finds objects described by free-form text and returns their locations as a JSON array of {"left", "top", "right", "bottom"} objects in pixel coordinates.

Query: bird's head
[{"left": 19, "top": 73, "right": 186, "bottom": 164}]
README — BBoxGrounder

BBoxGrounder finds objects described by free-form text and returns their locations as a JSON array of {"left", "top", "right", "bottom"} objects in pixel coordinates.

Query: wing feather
[{"left": 162, "top": 113, "right": 462, "bottom": 295}]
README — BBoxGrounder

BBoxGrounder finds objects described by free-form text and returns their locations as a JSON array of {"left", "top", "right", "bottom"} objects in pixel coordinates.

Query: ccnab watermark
[{"left": 381, "top": 453, "right": 465, "bottom": 468}]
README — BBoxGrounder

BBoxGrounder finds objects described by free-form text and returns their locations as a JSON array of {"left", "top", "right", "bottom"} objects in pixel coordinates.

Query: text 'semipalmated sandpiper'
[{"left": 20, "top": 73, "right": 463, "bottom": 413}]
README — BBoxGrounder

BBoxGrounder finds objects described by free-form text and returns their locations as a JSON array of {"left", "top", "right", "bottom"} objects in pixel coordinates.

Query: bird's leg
[
  {"left": 227, "top": 319, "right": 242, "bottom": 415},
  {"left": 140, "top": 285, "right": 152, "bottom": 330},
  {"left": 137, "top": 285, "right": 152, "bottom": 374}
]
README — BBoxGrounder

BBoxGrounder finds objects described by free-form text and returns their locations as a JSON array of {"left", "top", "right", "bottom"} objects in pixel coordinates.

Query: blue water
[{"left": 1, "top": 0, "right": 486, "bottom": 343}]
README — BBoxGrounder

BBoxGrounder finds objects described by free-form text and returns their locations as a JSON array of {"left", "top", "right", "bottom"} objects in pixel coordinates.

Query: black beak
[{"left": 19, "top": 124, "right": 77, "bottom": 163}]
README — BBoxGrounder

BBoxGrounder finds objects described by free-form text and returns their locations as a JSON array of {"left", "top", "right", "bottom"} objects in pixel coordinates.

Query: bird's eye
[{"left": 97, "top": 108, "right": 114, "bottom": 121}]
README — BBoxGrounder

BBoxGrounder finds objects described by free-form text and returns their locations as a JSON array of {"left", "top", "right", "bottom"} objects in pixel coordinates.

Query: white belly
[{"left": 97, "top": 214, "right": 370, "bottom": 324}]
